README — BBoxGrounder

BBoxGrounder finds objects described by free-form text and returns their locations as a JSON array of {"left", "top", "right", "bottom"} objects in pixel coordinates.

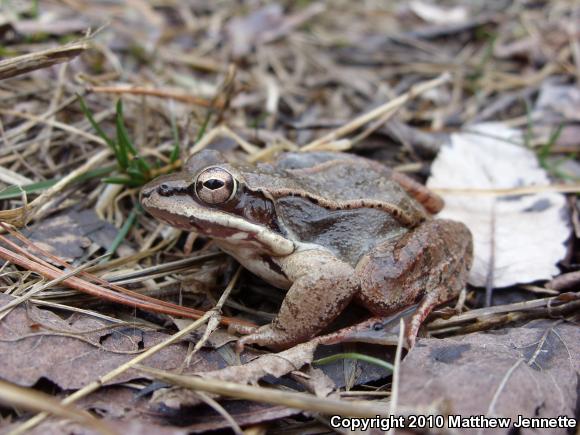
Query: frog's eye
[{"left": 195, "top": 167, "right": 237, "bottom": 204}]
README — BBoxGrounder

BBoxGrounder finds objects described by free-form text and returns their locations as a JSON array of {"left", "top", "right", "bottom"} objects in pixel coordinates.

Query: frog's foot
[
  {"left": 229, "top": 323, "right": 291, "bottom": 353},
  {"left": 403, "top": 291, "right": 441, "bottom": 348},
  {"left": 227, "top": 323, "right": 258, "bottom": 336},
  {"left": 235, "top": 323, "right": 297, "bottom": 352}
]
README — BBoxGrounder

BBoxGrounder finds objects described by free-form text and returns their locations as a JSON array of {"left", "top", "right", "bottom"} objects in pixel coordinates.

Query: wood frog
[{"left": 141, "top": 150, "right": 473, "bottom": 350}]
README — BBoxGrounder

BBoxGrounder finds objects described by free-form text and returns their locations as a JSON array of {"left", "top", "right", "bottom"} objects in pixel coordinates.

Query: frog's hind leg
[{"left": 355, "top": 219, "right": 472, "bottom": 347}]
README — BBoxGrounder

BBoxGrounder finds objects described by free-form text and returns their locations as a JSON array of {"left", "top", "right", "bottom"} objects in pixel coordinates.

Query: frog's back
[
  {"left": 243, "top": 152, "right": 425, "bottom": 218},
  {"left": 278, "top": 152, "right": 410, "bottom": 204},
  {"left": 242, "top": 152, "right": 428, "bottom": 266}
]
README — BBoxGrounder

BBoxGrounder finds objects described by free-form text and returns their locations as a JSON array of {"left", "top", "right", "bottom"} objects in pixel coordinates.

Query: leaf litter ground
[{"left": 0, "top": 1, "right": 578, "bottom": 434}]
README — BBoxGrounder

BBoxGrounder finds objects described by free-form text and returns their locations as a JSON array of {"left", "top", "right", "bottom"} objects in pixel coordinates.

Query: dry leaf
[
  {"left": 399, "top": 319, "right": 578, "bottom": 434},
  {"left": 199, "top": 340, "right": 319, "bottom": 384},
  {"left": 409, "top": 1, "right": 468, "bottom": 25},
  {"left": 533, "top": 82, "right": 580, "bottom": 123},
  {"left": 294, "top": 366, "right": 335, "bottom": 398},
  {"left": 19, "top": 209, "right": 118, "bottom": 263},
  {"left": 0, "top": 294, "right": 224, "bottom": 390},
  {"left": 427, "top": 123, "right": 570, "bottom": 288}
]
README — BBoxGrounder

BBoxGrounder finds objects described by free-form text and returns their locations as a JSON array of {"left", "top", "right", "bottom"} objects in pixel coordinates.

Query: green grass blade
[
  {"left": 195, "top": 108, "right": 213, "bottom": 142},
  {"left": 77, "top": 94, "right": 116, "bottom": 151},
  {"left": 0, "top": 180, "right": 55, "bottom": 201},
  {"left": 538, "top": 123, "right": 563, "bottom": 168},
  {"left": 0, "top": 166, "right": 114, "bottom": 200},
  {"left": 103, "top": 206, "right": 139, "bottom": 260},
  {"left": 115, "top": 99, "right": 138, "bottom": 155},
  {"left": 135, "top": 156, "right": 151, "bottom": 174},
  {"left": 126, "top": 158, "right": 149, "bottom": 183},
  {"left": 125, "top": 168, "right": 146, "bottom": 183},
  {"left": 169, "top": 142, "right": 180, "bottom": 164},
  {"left": 313, "top": 352, "right": 394, "bottom": 372},
  {"left": 169, "top": 108, "right": 181, "bottom": 164}
]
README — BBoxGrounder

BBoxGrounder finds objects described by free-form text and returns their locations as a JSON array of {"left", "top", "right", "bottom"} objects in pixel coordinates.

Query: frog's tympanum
[{"left": 141, "top": 150, "right": 473, "bottom": 350}]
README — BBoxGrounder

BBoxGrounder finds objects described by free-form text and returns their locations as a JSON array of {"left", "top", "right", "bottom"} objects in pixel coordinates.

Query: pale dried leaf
[
  {"left": 427, "top": 123, "right": 570, "bottom": 288},
  {"left": 199, "top": 340, "right": 319, "bottom": 384},
  {"left": 294, "top": 366, "right": 335, "bottom": 398},
  {"left": 533, "top": 82, "right": 580, "bottom": 123},
  {"left": 409, "top": 1, "right": 468, "bottom": 25}
]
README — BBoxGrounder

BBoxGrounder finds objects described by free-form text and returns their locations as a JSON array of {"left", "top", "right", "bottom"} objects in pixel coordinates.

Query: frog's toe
[
  {"left": 235, "top": 324, "right": 297, "bottom": 351},
  {"left": 403, "top": 317, "right": 419, "bottom": 349},
  {"left": 228, "top": 323, "right": 258, "bottom": 336}
]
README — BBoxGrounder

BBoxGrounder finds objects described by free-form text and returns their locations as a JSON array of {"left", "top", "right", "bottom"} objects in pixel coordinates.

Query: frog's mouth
[{"left": 140, "top": 186, "right": 295, "bottom": 256}]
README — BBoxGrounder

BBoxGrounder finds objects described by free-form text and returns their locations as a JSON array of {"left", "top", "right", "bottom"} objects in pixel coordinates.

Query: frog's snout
[
  {"left": 140, "top": 187, "right": 153, "bottom": 200},
  {"left": 140, "top": 180, "right": 181, "bottom": 203}
]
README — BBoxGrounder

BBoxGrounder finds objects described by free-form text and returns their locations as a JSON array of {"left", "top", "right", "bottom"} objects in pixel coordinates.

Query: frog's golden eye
[{"left": 195, "top": 167, "right": 237, "bottom": 204}]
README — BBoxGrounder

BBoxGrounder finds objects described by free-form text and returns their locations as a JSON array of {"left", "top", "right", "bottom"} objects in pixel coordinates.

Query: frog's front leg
[
  {"left": 355, "top": 219, "right": 472, "bottom": 347},
  {"left": 235, "top": 250, "right": 359, "bottom": 351}
]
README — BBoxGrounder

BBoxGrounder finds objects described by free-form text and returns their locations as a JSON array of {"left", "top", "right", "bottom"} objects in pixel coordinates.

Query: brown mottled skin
[{"left": 141, "top": 149, "right": 473, "bottom": 350}]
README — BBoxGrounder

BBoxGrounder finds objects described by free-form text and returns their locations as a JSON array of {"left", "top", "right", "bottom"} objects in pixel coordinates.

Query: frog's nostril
[
  {"left": 141, "top": 189, "right": 152, "bottom": 199},
  {"left": 158, "top": 184, "right": 172, "bottom": 196}
]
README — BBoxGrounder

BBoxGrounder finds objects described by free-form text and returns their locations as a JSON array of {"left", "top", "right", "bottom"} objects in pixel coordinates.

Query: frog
[{"left": 140, "top": 149, "right": 473, "bottom": 350}]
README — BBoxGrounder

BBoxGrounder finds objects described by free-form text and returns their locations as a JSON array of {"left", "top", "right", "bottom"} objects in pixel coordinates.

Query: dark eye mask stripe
[{"left": 156, "top": 184, "right": 189, "bottom": 196}]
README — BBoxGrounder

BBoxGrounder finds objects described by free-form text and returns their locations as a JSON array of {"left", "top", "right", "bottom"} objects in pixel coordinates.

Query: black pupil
[{"left": 204, "top": 179, "right": 225, "bottom": 190}]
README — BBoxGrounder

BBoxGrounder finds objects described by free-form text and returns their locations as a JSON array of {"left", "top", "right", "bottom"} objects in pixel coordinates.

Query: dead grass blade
[
  {"left": 387, "top": 320, "right": 405, "bottom": 435},
  {"left": 0, "top": 225, "right": 253, "bottom": 327},
  {"left": 0, "top": 41, "right": 88, "bottom": 80},
  {"left": 433, "top": 183, "right": 580, "bottom": 196},
  {"left": 86, "top": 84, "right": 224, "bottom": 108},
  {"left": 137, "top": 365, "right": 389, "bottom": 418},
  {"left": 0, "top": 148, "right": 109, "bottom": 227},
  {"left": 302, "top": 73, "right": 451, "bottom": 151},
  {"left": 428, "top": 292, "right": 580, "bottom": 335},
  {"left": 0, "top": 380, "right": 116, "bottom": 435},
  {"left": 10, "top": 270, "right": 242, "bottom": 434},
  {"left": 0, "top": 253, "right": 107, "bottom": 320}
]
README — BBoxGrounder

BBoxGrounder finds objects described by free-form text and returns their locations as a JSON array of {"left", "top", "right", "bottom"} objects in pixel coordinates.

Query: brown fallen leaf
[
  {"left": 292, "top": 366, "right": 335, "bottom": 398},
  {"left": 4, "top": 418, "right": 187, "bottom": 435},
  {"left": 18, "top": 209, "right": 118, "bottom": 263},
  {"left": 199, "top": 340, "right": 319, "bottom": 385},
  {"left": 397, "top": 319, "right": 578, "bottom": 434},
  {"left": 0, "top": 294, "right": 225, "bottom": 390}
]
